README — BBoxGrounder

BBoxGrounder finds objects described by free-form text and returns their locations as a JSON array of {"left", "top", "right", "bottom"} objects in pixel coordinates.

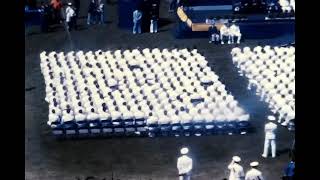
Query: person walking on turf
[
  {"left": 228, "top": 156, "right": 245, "bottom": 180},
  {"left": 262, "top": 115, "right": 277, "bottom": 158},
  {"left": 177, "top": 147, "right": 193, "bottom": 180}
]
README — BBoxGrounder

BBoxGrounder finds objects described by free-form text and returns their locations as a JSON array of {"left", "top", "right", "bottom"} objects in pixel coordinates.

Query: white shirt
[
  {"left": 66, "top": 6, "right": 75, "bottom": 22},
  {"left": 228, "top": 162, "right": 244, "bottom": 180},
  {"left": 245, "top": 168, "right": 264, "bottom": 180},
  {"left": 265, "top": 122, "right": 277, "bottom": 140},
  {"left": 177, "top": 155, "right": 193, "bottom": 175}
]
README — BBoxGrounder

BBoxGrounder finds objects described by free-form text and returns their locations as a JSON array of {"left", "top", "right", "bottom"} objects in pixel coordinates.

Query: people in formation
[{"left": 231, "top": 46, "right": 295, "bottom": 130}]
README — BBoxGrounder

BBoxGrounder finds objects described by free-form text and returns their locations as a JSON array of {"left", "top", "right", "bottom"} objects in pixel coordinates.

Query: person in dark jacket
[
  {"left": 73, "top": 0, "right": 80, "bottom": 29},
  {"left": 87, "top": 0, "right": 98, "bottom": 25},
  {"left": 208, "top": 24, "right": 219, "bottom": 44},
  {"left": 40, "top": 2, "right": 51, "bottom": 32}
]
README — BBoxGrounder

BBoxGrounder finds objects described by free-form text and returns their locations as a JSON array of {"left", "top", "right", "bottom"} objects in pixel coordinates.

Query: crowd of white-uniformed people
[
  {"left": 231, "top": 46, "right": 295, "bottom": 128},
  {"left": 40, "top": 48, "right": 250, "bottom": 135}
]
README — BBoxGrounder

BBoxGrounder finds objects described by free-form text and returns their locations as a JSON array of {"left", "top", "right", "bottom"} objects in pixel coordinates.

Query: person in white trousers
[
  {"left": 177, "top": 147, "right": 193, "bottom": 180},
  {"left": 262, "top": 115, "right": 277, "bottom": 158}
]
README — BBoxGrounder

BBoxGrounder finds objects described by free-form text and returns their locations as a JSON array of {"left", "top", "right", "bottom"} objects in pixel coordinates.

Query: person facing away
[
  {"left": 133, "top": 9, "right": 142, "bottom": 34},
  {"left": 283, "top": 160, "right": 295, "bottom": 180},
  {"left": 262, "top": 115, "right": 277, "bottom": 158},
  {"left": 228, "top": 156, "right": 245, "bottom": 180},
  {"left": 245, "top": 162, "right": 264, "bottom": 180},
  {"left": 177, "top": 147, "right": 193, "bottom": 180}
]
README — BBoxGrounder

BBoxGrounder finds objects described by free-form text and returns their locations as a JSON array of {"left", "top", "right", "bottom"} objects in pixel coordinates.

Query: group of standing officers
[{"left": 177, "top": 115, "right": 295, "bottom": 180}]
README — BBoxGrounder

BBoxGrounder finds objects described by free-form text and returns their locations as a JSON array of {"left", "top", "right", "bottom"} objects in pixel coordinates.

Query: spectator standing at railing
[
  {"left": 40, "top": 2, "right": 51, "bottom": 32},
  {"left": 169, "top": 0, "right": 177, "bottom": 12},
  {"left": 97, "top": 0, "right": 105, "bottom": 24},
  {"left": 50, "top": 0, "right": 63, "bottom": 23},
  {"left": 87, "top": 0, "right": 98, "bottom": 25},
  {"left": 133, "top": 8, "right": 143, "bottom": 34},
  {"left": 73, "top": 0, "right": 80, "bottom": 27}
]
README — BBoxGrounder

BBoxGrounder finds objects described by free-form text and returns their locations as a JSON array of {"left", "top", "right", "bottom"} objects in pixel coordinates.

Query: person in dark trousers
[
  {"left": 73, "top": 0, "right": 80, "bottom": 29},
  {"left": 208, "top": 25, "right": 219, "bottom": 44},
  {"left": 40, "top": 2, "right": 51, "bottom": 32},
  {"left": 282, "top": 159, "right": 295, "bottom": 180},
  {"left": 50, "top": 0, "right": 63, "bottom": 23},
  {"left": 149, "top": 2, "right": 158, "bottom": 33},
  {"left": 169, "top": 0, "right": 177, "bottom": 12},
  {"left": 87, "top": 0, "right": 98, "bottom": 25}
]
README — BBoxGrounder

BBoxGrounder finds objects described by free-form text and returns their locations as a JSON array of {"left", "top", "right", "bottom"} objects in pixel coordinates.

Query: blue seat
[
  {"left": 171, "top": 123, "right": 183, "bottom": 137},
  {"left": 63, "top": 121, "right": 78, "bottom": 136},
  {"left": 159, "top": 124, "right": 171, "bottom": 136},
  {"left": 51, "top": 120, "right": 65, "bottom": 137},
  {"left": 112, "top": 119, "right": 125, "bottom": 127},
  {"left": 113, "top": 126, "right": 125, "bottom": 136},
  {"left": 214, "top": 121, "right": 228, "bottom": 135},
  {"left": 124, "top": 118, "right": 135, "bottom": 126},
  {"left": 124, "top": 119, "right": 136, "bottom": 136},
  {"left": 88, "top": 119, "right": 102, "bottom": 135},
  {"left": 225, "top": 122, "right": 237, "bottom": 135},
  {"left": 147, "top": 124, "right": 159, "bottom": 137},
  {"left": 135, "top": 118, "right": 146, "bottom": 126},
  {"left": 76, "top": 120, "right": 90, "bottom": 135},
  {"left": 193, "top": 122, "right": 205, "bottom": 136},
  {"left": 237, "top": 121, "right": 251, "bottom": 134},
  {"left": 181, "top": 123, "right": 194, "bottom": 136},
  {"left": 204, "top": 122, "right": 216, "bottom": 135}
]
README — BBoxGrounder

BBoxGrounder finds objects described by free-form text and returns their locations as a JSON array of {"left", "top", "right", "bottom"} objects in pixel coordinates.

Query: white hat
[
  {"left": 68, "top": 2, "right": 72, "bottom": 6},
  {"left": 250, "top": 161, "right": 259, "bottom": 167},
  {"left": 267, "top": 115, "right": 276, "bottom": 121},
  {"left": 180, "top": 147, "right": 189, "bottom": 155},
  {"left": 232, "top": 156, "right": 241, "bottom": 162}
]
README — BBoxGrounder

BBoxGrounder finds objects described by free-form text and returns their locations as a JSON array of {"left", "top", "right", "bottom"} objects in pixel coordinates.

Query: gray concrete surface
[{"left": 25, "top": 1, "right": 294, "bottom": 180}]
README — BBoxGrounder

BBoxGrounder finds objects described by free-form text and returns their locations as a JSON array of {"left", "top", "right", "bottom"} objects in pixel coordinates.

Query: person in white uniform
[
  {"left": 177, "top": 147, "right": 193, "bottom": 180},
  {"left": 245, "top": 162, "right": 264, "bottom": 180},
  {"left": 65, "top": 2, "right": 76, "bottom": 31},
  {"left": 262, "top": 115, "right": 277, "bottom": 158},
  {"left": 228, "top": 156, "right": 245, "bottom": 180}
]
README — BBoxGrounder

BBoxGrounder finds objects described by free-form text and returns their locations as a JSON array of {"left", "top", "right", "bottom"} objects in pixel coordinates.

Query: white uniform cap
[
  {"left": 250, "top": 161, "right": 259, "bottom": 167},
  {"left": 180, "top": 147, "right": 189, "bottom": 155},
  {"left": 267, "top": 115, "right": 276, "bottom": 121},
  {"left": 232, "top": 156, "right": 241, "bottom": 162}
]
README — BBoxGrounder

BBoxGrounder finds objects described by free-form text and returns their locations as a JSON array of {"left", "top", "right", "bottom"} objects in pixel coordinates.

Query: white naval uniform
[
  {"left": 228, "top": 162, "right": 245, "bottom": 180},
  {"left": 262, "top": 122, "right": 277, "bottom": 158},
  {"left": 177, "top": 155, "right": 193, "bottom": 180},
  {"left": 245, "top": 168, "right": 264, "bottom": 180}
]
